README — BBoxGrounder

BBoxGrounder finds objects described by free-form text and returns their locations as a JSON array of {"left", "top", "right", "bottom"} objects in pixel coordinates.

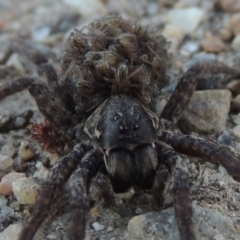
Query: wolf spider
[{"left": 1, "top": 16, "right": 240, "bottom": 240}]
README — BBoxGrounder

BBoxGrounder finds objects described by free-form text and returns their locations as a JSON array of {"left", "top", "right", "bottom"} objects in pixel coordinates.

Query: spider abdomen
[{"left": 60, "top": 15, "right": 169, "bottom": 119}]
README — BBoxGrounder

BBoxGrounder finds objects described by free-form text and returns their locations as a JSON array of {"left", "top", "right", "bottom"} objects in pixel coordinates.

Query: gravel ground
[{"left": 1, "top": 0, "right": 240, "bottom": 239}]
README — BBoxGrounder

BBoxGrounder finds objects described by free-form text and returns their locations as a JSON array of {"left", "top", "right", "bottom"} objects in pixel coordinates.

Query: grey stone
[
  {"left": 128, "top": 204, "right": 240, "bottom": 240},
  {"left": 180, "top": 90, "right": 231, "bottom": 134}
]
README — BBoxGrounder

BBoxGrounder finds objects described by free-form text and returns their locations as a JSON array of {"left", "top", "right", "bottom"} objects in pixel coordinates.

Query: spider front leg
[
  {"left": 1, "top": 40, "right": 59, "bottom": 93},
  {"left": 0, "top": 41, "right": 75, "bottom": 131},
  {"left": 19, "top": 142, "right": 97, "bottom": 240},
  {"left": 0, "top": 75, "right": 74, "bottom": 131},
  {"left": 155, "top": 141, "right": 195, "bottom": 240},
  {"left": 68, "top": 149, "right": 104, "bottom": 240},
  {"left": 161, "top": 61, "right": 240, "bottom": 124},
  {"left": 159, "top": 131, "right": 240, "bottom": 182}
]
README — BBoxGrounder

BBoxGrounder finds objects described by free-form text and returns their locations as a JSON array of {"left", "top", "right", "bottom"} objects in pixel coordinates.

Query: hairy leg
[
  {"left": 1, "top": 40, "right": 58, "bottom": 91},
  {"left": 155, "top": 141, "right": 195, "bottom": 240},
  {"left": 68, "top": 149, "right": 103, "bottom": 240},
  {"left": 0, "top": 109, "right": 33, "bottom": 133},
  {"left": 159, "top": 131, "right": 240, "bottom": 182},
  {"left": 0, "top": 76, "right": 74, "bottom": 131},
  {"left": 15, "top": 41, "right": 76, "bottom": 112},
  {"left": 0, "top": 40, "right": 75, "bottom": 130},
  {"left": 19, "top": 143, "right": 92, "bottom": 240},
  {"left": 151, "top": 164, "right": 169, "bottom": 208},
  {"left": 160, "top": 61, "right": 240, "bottom": 124}
]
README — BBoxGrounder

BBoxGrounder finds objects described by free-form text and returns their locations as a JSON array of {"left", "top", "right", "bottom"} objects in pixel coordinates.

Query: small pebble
[
  {"left": 0, "top": 144, "right": 15, "bottom": 157},
  {"left": 219, "top": 165, "right": 228, "bottom": 176},
  {"left": 63, "top": 0, "right": 107, "bottom": 18},
  {"left": 92, "top": 222, "right": 105, "bottom": 231},
  {"left": 147, "top": 2, "right": 159, "bottom": 15},
  {"left": 219, "top": 28, "right": 233, "bottom": 42},
  {"left": 45, "top": 151, "right": 60, "bottom": 166},
  {"left": 107, "top": 226, "right": 114, "bottom": 232},
  {"left": 227, "top": 80, "right": 240, "bottom": 94},
  {"left": 90, "top": 206, "right": 101, "bottom": 219},
  {"left": 180, "top": 90, "right": 231, "bottom": 134},
  {"left": 18, "top": 141, "right": 35, "bottom": 162},
  {"left": 0, "top": 195, "right": 7, "bottom": 207},
  {"left": 0, "top": 172, "right": 26, "bottom": 195},
  {"left": 0, "top": 223, "right": 22, "bottom": 240},
  {"left": 180, "top": 40, "right": 200, "bottom": 56},
  {"left": 32, "top": 26, "right": 51, "bottom": 42},
  {"left": 235, "top": 142, "right": 240, "bottom": 152},
  {"left": 12, "top": 177, "right": 40, "bottom": 204},
  {"left": 229, "top": 13, "right": 240, "bottom": 36},
  {"left": 1, "top": 206, "right": 14, "bottom": 217},
  {"left": 23, "top": 209, "right": 30, "bottom": 217},
  {"left": 234, "top": 113, "right": 240, "bottom": 125},
  {"left": 0, "top": 154, "right": 13, "bottom": 170},
  {"left": 232, "top": 126, "right": 240, "bottom": 140},
  {"left": 5, "top": 53, "right": 23, "bottom": 71},
  {"left": 46, "top": 234, "right": 58, "bottom": 240},
  {"left": 232, "top": 125, "right": 240, "bottom": 140},
  {"left": 232, "top": 99, "right": 240, "bottom": 112},
  {"left": 33, "top": 165, "right": 49, "bottom": 179},
  {"left": 162, "top": 24, "right": 185, "bottom": 41},
  {"left": 217, "top": 131, "right": 232, "bottom": 146},
  {"left": 231, "top": 34, "right": 240, "bottom": 51},
  {"left": 166, "top": 7, "right": 204, "bottom": 34},
  {"left": 220, "top": 0, "right": 240, "bottom": 13},
  {"left": 202, "top": 34, "right": 226, "bottom": 53},
  {"left": 110, "top": 237, "right": 118, "bottom": 240}
]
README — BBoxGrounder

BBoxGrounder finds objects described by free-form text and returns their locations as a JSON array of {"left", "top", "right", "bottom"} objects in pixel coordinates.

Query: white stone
[
  {"left": 162, "top": 24, "right": 185, "bottom": 41},
  {"left": 62, "top": 0, "right": 107, "bottom": 18},
  {"left": 0, "top": 144, "right": 15, "bottom": 157},
  {"left": 180, "top": 40, "right": 200, "bottom": 56},
  {"left": 0, "top": 154, "right": 13, "bottom": 170},
  {"left": 18, "top": 141, "right": 35, "bottom": 162},
  {"left": 0, "top": 172, "right": 26, "bottom": 195},
  {"left": 232, "top": 125, "right": 240, "bottom": 140},
  {"left": 35, "top": 161, "right": 43, "bottom": 169},
  {"left": 12, "top": 177, "right": 40, "bottom": 205},
  {"left": 32, "top": 26, "right": 51, "bottom": 42},
  {"left": 181, "top": 90, "right": 231, "bottom": 134},
  {"left": 92, "top": 222, "right": 105, "bottom": 231},
  {"left": 147, "top": 2, "right": 159, "bottom": 15},
  {"left": 33, "top": 166, "right": 49, "bottom": 179},
  {"left": 5, "top": 53, "right": 23, "bottom": 71},
  {"left": 166, "top": 7, "right": 205, "bottom": 34},
  {"left": 0, "top": 224, "right": 22, "bottom": 240},
  {"left": 231, "top": 34, "right": 240, "bottom": 51},
  {"left": 1, "top": 206, "right": 14, "bottom": 217},
  {"left": 234, "top": 113, "right": 240, "bottom": 125},
  {"left": 0, "top": 194, "right": 7, "bottom": 207}
]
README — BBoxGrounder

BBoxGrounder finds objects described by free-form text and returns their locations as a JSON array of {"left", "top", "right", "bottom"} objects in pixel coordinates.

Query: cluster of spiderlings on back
[{"left": 59, "top": 15, "right": 170, "bottom": 119}]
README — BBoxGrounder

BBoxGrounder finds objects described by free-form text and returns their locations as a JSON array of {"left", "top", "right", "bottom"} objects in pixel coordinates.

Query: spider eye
[
  {"left": 133, "top": 124, "right": 139, "bottom": 131},
  {"left": 119, "top": 125, "right": 128, "bottom": 133},
  {"left": 113, "top": 116, "right": 119, "bottom": 121}
]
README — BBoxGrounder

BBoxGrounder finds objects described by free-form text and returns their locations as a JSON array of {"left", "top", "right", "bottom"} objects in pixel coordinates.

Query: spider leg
[
  {"left": 19, "top": 143, "right": 92, "bottom": 240},
  {"left": 0, "top": 76, "right": 74, "bottom": 131},
  {"left": 155, "top": 141, "right": 195, "bottom": 240},
  {"left": 159, "top": 131, "right": 240, "bottom": 182},
  {"left": 152, "top": 164, "right": 169, "bottom": 208},
  {"left": 0, "top": 41, "right": 76, "bottom": 131},
  {"left": 160, "top": 61, "right": 240, "bottom": 124},
  {"left": 68, "top": 148, "right": 104, "bottom": 240},
  {"left": 14, "top": 41, "right": 75, "bottom": 109},
  {"left": 1, "top": 40, "right": 58, "bottom": 91}
]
